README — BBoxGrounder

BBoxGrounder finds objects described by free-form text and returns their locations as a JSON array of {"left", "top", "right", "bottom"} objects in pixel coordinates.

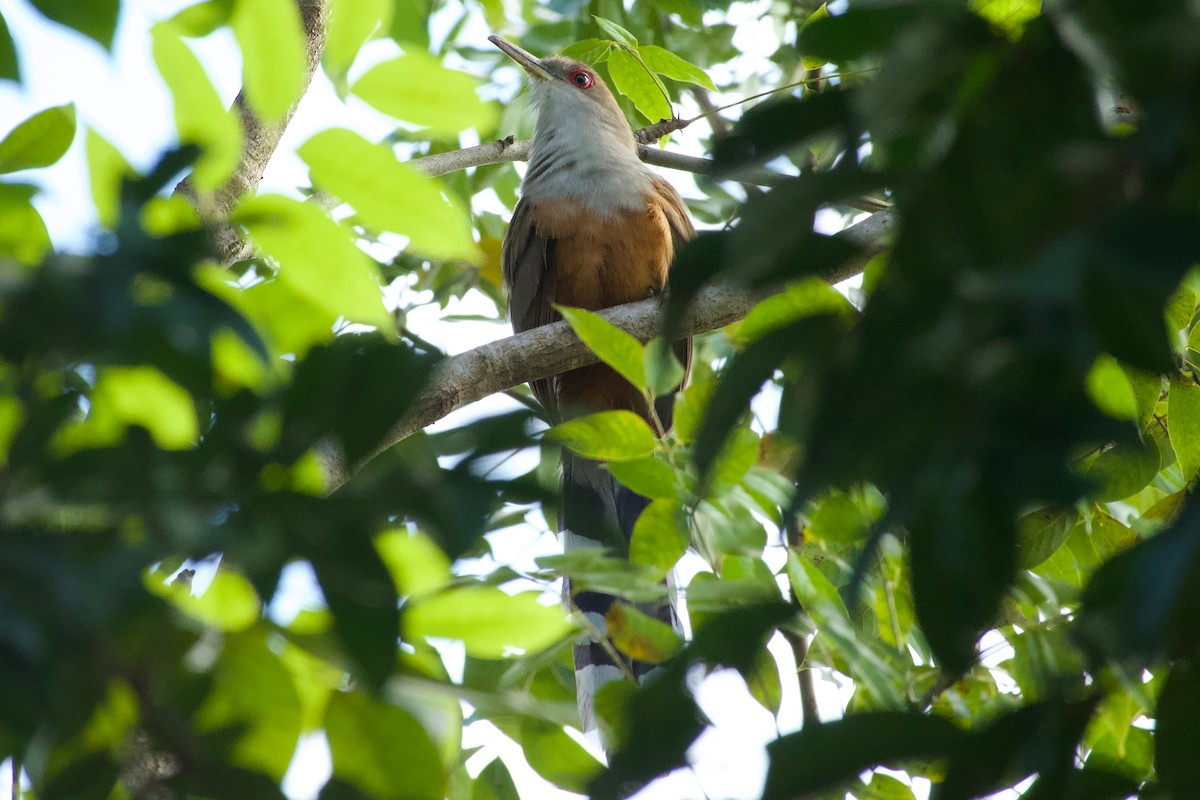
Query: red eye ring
[{"left": 568, "top": 69, "right": 593, "bottom": 89}]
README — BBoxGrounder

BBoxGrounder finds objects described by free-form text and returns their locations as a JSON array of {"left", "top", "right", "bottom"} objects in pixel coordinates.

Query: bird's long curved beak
[{"left": 489, "top": 35, "right": 556, "bottom": 82}]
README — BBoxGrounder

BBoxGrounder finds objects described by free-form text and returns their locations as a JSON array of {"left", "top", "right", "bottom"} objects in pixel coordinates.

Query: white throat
[{"left": 522, "top": 84, "right": 655, "bottom": 215}]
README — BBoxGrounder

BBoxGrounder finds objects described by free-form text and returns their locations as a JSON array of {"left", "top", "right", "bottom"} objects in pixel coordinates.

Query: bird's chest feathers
[{"left": 531, "top": 196, "right": 675, "bottom": 311}]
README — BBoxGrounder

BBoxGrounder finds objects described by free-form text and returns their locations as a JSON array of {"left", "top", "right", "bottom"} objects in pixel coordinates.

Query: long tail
[{"left": 560, "top": 453, "right": 676, "bottom": 734}]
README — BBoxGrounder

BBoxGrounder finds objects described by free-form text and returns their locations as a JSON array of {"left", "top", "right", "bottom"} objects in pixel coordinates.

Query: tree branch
[{"left": 322, "top": 208, "right": 895, "bottom": 490}]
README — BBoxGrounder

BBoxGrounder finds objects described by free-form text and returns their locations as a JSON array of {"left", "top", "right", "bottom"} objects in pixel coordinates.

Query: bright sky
[{"left": 0, "top": 2, "right": 1018, "bottom": 799}]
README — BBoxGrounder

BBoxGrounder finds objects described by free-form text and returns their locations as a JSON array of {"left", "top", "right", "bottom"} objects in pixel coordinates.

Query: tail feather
[{"left": 560, "top": 453, "right": 676, "bottom": 734}]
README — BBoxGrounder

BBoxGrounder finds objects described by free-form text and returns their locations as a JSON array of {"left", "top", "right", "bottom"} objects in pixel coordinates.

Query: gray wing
[{"left": 502, "top": 197, "right": 560, "bottom": 420}]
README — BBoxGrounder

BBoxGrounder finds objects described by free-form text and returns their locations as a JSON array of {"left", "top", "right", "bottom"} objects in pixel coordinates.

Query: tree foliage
[{"left": 2, "top": 0, "right": 1200, "bottom": 799}]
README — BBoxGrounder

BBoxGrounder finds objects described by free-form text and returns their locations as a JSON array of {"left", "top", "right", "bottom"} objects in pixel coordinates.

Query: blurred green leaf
[
  {"left": 558, "top": 306, "right": 646, "bottom": 391},
  {"left": 405, "top": 587, "right": 572, "bottom": 658},
  {"left": 517, "top": 717, "right": 603, "bottom": 793},
  {"left": 0, "top": 103, "right": 75, "bottom": 174},
  {"left": 152, "top": 23, "right": 243, "bottom": 191},
  {"left": 629, "top": 497, "right": 689, "bottom": 576},
  {"left": 149, "top": 565, "right": 261, "bottom": 632},
  {"left": 352, "top": 51, "right": 498, "bottom": 135},
  {"left": 30, "top": 0, "right": 118, "bottom": 48},
  {"left": 547, "top": 410, "right": 658, "bottom": 461},
  {"left": 230, "top": 0, "right": 307, "bottom": 123},
  {"left": 232, "top": 194, "right": 393, "bottom": 332},
  {"left": 325, "top": 0, "right": 392, "bottom": 81},
  {"left": 0, "top": 12, "right": 19, "bottom": 81},
  {"left": 326, "top": 690, "right": 446, "bottom": 800},
  {"left": 1085, "top": 355, "right": 1138, "bottom": 421},
  {"left": 0, "top": 181, "right": 51, "bottom": 264},
  {"left": 376, "top": 529, "right": 451, "bottom": 597},
  {"left": 472, "top": 758, "right": 519, "bottom": 800},
  {"left": 607, "top": 602, "right": 682, "bottom": 664},
  {"left": 607, "top": 454, "right": 678, "bottom": 499},
  {"left": 592, "top": 16, "right": 638, "bottom": 47},
  {"left": 85, "top": 128, "right": 132, "bottom": 229},
  {"left": 299, "top": 128, "right": 480, "bottom": 262}
]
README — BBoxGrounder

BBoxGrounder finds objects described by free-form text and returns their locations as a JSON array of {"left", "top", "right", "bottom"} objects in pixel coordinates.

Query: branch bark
[{"left": 322, "top": 208, "right": 895, "bottom": 490}]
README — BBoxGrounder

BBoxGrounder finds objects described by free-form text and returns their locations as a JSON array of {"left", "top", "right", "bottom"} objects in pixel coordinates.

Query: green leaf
[
  {"left": 546, "top": 410, "right": 658, "bottom": 461},
  {"left": 85, "top": 128, "right": 132, "bottom": 229},
  {"left": 607, "top": 47, "right": 671, "bottom": 123},
  {"left": 592, "top": 15, "right": 638, "bottom": 47},
  {"left": 713, "top": 426, "right": 760, "bottom": 488},
  {"left": 194, "top": 630, "right": 304, "bottom": 780},
  {"left": 1155, "top": 661, "right": 1200, "bottom": 798},
  {"left": 325, "top": 690, "right": 446, "bottom": 800},
  {"left": 352, "top": 51, "right": 498, "bottom": 136},
  {"left": 405, "top": 587, "right": 573, "bottom": 657},
  {"left": 763, "top": 713, "right": 962, "bottom": 800},
  {"left": 57, "top": 366, "right": 200, "bottom": 452},
  {"left": 517, "top": 717, "right": 604, "bottom": 794},
  {"left": 0, "top": 12, "right": 19, "bottom": 81},
  {"left": 1080, "top": 435, "right": 1160, "bottom": 502},
  {"left": 230, "top": 0, "right": 308, "bottom": 123},
  {"left": 232, "top": 194, "right": 393, "bottom": 332},
  {"left": 742, "top": 645, "right": 783, "bottom": 715},
  {"left": 0, "top": 182, "right": 51, "bottom": 265},
  {"left": 0, "top": 103, "right": 76, "bottom": 174},
  {"left": 298, "top": 128, "right": 479, "bottom": 261},
  {"left": 787, "top": 551, "right": 850, "bottom": 622},
  {"left": 971, "top": 0, "right": 1041, "bottom": 37},
  {"left": 1086, "top": 355, "right": 1139, "bottom": 420},
  {"left": 737, "top": 278, "right": 856, "bottom": 343},
  {"left": 808, "top": 491, "right": 871, "bottom": 546},
  {"left": 472, "top": 758, "right": 519, "bottom": 800},
  {"left": 673, "top": 378, "right": 714, "bottom": 444},
  {"left": 1016, "top": 508, "right": 1076, "bottom": 569},
  {"left": 1169, "top": 373, "right": 1200, "bottom": 482},
  {"left": 325, "top": 0, "right": 392, "bottom": 81},
  {"left": 636, "top": 45, "right": 715, "bottom": 91},
  {"left": 606, "top": 602, "right": 683, "bottom": 664},
  {"left": 629, "top": 498, "right": 689, "bottom": 575},
  {"left": 168, "top": 1, "right": 230, "bottom": 37},
  {"left": 560, "top": 38, "right": 612, "bottom": 64},
  {"left": 644, "top": 337, "right": 685, "bottom": 398},
  {"left": 30, "top": 0, "right": 119, "bottom": 48},
  {"left": 376, "top": 529, "right": 451, "bottom": 597},
  {"left": 646, "top": 0, "right": 702, "bottom": 26},
  {"left": 152, "top": 23, "right": 243, "bottom": 191},
  {"left": 149, "top": 566, "right": 262, "bottom": 632},
  {"left": 607, "top": 455, "right": 678, "bottom": 499},
  {"left": 798, "top": 4, "right": 832, "bottom": 69},
  {"left": 558, "top": 306, "right": 646, "bottom": 391}
]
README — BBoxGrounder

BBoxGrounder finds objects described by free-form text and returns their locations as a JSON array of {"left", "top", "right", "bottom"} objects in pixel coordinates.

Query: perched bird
[{"left": 489, "top": 35, "right": 695, "bottom": 734}]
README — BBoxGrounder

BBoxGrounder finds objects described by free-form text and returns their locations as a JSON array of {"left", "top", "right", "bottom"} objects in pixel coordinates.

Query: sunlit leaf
[
  {"left": 57, "top": 366, "right": 199, "bottom": 452},
  {"left": 607, "top": 47, "right": 671, "bottom": 123},
  {"left": 230, "top": 0, "right": 307, "bottom": 123},
  {"left": 405, "top": 587, "right": 572, "bottom": 657},
  {"left": 299, "top": 128, "right": 479, "bottom": 261},
  {"left": 232, "top": 194, "right": 393, "bottom": 332},
  {"left": 325, "top": 0, "right": 392, "bottom": 81},
  {"left": 352, "top": 51, "right": 498, "bottom": 135},
  {"left": 547, "top": 410, "right": 658, "bottom": 461},
  {"left": 0, "top": 12, "right": 19, "bottom": 81},
  {"left": 0, "top": 103, "right": 76, "bottom": 174},
  {"left": 558, "top": 306, "right": 646, "bottom": 391},
  {"left": 85, "top": 128, "right": 132, "bottom": 229},
  {"left": 152, "top": 23, "right": 243, "bottom": 191},
  {"left": 607, "top": 455, "right": 678, "bottom": 499},
  {"left": 148, "top": 565, "right": 262, "bottom": 632},
  {"left": 637, "top": 45, "right": 715, "bottom": 91},
  {"left": 376, "top": 529, "right": 451, "bottom": 597},
  {"left": 326, "top": 690, "right": 446, "bottom": 800},
  {"left": 592, "top": 16, "right": 638, "bottom": 47},
  {"left": 0, "top": 182, "right": 51, "bottom": 265}
]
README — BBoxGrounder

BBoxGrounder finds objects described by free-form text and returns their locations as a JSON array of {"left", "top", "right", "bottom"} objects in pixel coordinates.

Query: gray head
[
  {"left": 489, "top": 36, "right": 630, "bottom": 141},
  {"left": 489, "top": 35, "right": 652, "bottom": 211}
]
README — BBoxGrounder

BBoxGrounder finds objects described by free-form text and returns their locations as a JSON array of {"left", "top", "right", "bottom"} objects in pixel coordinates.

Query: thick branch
[
  {"left": 178, "top": 0, "right": 330, "bottom": 266},
  {"left": 323, "top": 209, "right": 894, "bottom": 490}
]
